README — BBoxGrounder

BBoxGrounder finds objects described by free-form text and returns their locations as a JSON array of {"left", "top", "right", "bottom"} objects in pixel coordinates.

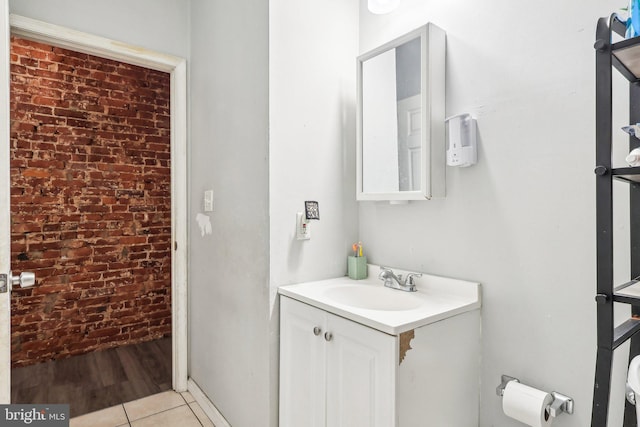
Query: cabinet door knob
[
  {"left": 324, "top": 332, "right": 333, "bottom": 341},
  {"left": 313, "top": 326, "right": 322, "bottom": 336}
]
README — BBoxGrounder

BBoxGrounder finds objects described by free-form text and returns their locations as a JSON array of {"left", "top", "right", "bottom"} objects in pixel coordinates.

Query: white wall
[
  {"left": 9, "top": 0, "right": 189, "bottom": 58},
  {"left": 359, "top": 1, "right": 627, "bottom": 426},
  {"left": 269, "top": 0, "right": 359, "bottom": 288},
  {"left": 189, "top": 1, "right": 272, "bottom": 426}
]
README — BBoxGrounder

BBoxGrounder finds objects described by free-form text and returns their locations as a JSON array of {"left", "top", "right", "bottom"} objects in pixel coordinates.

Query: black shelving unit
[{"left": 593, "top": 14, "right": 640, "bottom": 427}]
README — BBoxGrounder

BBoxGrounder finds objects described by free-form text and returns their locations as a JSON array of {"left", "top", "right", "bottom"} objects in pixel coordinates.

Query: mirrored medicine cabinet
[{"left": 356, "top": 23, "right": 446, "bottom": 201}]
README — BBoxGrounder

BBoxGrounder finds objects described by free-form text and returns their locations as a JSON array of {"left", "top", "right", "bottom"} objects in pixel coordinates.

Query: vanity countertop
[{"left": 278, "top": 264, "right": 481, "bottom": 335}]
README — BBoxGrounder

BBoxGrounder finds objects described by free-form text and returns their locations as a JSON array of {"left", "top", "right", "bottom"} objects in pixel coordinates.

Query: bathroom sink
[
  {"left": 322, "top": 285, "right": 423, "bottom": 311},
  {"left": 278, "top": 264, "right": 481, "bottom": 335}
]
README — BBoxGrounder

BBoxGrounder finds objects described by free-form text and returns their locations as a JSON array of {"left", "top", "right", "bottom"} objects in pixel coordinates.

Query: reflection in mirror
[
  {"left": 357, "top": 23, "right": 446, "bottom": 201},
  {"left": 362, "top": 37, "right": 421, "bottom": 193}
]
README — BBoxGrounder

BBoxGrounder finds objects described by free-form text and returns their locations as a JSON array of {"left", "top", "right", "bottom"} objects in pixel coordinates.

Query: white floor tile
[
  {"left": 180, "top": 391, "right": 196, "bottom": 403},
  {"left": 124, "top": 390, "right": 185, "bottom": 421},
  {"left": 189, "top": 402, "right": 215, "bottom": 427},
  {"left": 70, "top": 404, "right": 129, "bottom": 427},
  {"left": 130, "top": 405, "right": 201, "bottom": 427}
]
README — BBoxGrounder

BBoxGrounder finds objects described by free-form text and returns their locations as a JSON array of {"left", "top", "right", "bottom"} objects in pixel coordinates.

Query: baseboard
[{"left": 187, "top": 378, "right": 231, "bottom": 427}]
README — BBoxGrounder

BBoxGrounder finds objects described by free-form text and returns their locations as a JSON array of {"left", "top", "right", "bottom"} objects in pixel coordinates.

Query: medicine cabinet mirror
[{"left": 356, "top": 23, "right": 446, "bottom": 201}]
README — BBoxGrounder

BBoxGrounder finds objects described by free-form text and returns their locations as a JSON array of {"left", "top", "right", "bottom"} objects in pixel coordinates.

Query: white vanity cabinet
[
  {"left": 278, "top": 269, "right": 482, "bottom": 427},
  {"left": 279, "top": 296, "right": 395, "bottom": 427}
]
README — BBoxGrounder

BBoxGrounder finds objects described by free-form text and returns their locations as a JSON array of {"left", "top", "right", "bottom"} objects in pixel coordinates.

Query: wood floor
[{"left": 11, "top": 337, "right": 172, "bottom": 418}]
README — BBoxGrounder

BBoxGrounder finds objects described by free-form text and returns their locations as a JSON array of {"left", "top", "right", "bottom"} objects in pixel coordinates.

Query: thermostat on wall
[{"left": 446, "top": 113, "right": 477, "bottom": 167}]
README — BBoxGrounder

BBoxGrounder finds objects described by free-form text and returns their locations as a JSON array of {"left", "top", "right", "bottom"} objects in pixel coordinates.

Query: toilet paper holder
[{"left": 496, "top": 375, "right": 574, "bottom": 418}]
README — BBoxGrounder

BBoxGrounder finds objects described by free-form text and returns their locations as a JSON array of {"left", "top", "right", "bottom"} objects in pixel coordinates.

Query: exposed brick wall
[{"left": 9, "top": 37, "right": 172, "bottom": 367}]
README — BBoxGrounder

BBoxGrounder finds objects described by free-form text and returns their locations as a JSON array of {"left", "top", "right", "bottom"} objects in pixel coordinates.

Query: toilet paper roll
[{"left": 502, "top": 381, "right": 554, "bottom": 427}]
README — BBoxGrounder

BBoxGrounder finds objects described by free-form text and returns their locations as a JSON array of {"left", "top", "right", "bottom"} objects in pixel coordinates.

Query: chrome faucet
[{"left": 378, "top": 266, "right": 422, "bottom": 292}]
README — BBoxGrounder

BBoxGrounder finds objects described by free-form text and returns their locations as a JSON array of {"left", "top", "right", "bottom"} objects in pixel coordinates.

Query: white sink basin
[
  {"left": 323, "top": 285, "right": 423, "bottom": 311},
  {"left": 278, "top": 264, "right": 481, "bottom": 335}
]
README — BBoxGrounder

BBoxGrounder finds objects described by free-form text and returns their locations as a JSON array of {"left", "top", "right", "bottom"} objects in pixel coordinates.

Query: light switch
[{"left": 204, "top": 190, "right": 214, "bottom": 212}]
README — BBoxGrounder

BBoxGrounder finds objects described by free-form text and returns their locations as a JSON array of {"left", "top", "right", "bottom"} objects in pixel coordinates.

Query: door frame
[
  {"left": 0, "top": 10, "right": 188, "bottom": 401},
  {"left": 0, "top": 0, "right": 11, "bottom": 404}
]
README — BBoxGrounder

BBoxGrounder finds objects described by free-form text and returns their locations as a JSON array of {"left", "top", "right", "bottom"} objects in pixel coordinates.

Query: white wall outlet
[
  {"left": 296, "top": 212, "right": 310, "bottom": 240},
  {"left": 204, "top": 189, "right": 214, "bottom": 212}
]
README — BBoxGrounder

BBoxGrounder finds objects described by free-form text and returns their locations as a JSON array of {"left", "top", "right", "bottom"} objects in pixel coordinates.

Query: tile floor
[{"left": 70, "top": 390, "right": 215, "bottom": 427}]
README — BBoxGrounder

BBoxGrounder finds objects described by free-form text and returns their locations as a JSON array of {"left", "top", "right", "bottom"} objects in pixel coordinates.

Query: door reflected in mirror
[
  {"left": 362, "top": 36, "right": 421, "bottom": 193},
  {"left": 357, "top": 24, "right": 446, "bottom": 201}
]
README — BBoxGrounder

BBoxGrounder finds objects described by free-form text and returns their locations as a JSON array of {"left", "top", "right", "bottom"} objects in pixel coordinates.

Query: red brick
[{"left": 10, "top": 37, "right": 172, "bottom": 367}]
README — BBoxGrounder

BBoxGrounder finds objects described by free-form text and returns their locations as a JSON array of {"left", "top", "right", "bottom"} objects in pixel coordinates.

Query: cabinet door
[
  {"left": 279, "top": 297, "right": 327, "bottom": 427},
  {"left": 325, "top": 312, "right": 397, "bottom": 427}
]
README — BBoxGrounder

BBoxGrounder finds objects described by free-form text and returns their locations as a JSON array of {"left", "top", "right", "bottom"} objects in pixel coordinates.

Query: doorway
[
  {"left": 9, "top": 35, "right": 173, "bottom": 416},
  {"left": 0, "top": 12, "right": 188, "bottom": 409}
]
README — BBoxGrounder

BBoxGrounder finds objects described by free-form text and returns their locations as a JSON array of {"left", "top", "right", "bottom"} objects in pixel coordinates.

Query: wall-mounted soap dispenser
[{"left": 446, "top": 113, "right": 477, "bottom": 167}]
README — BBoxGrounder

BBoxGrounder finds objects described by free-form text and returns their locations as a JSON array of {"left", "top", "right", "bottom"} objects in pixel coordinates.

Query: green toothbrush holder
[{"left": 348, "top": 256, "right": 367, "bottom": 280}]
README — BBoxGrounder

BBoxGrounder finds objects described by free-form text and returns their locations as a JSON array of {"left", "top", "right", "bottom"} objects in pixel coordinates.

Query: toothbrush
[
  {"left": 352, "top": 243, "right": 359, "bottom": 257},
  {"left": 358, "top": 242, "right": 363, "bottom": 257}
]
